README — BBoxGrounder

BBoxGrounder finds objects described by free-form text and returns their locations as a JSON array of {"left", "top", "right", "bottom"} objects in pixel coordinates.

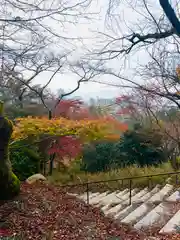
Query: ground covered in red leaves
[{"left": 0, "top": 182, "right": 180, "bottom": 240}]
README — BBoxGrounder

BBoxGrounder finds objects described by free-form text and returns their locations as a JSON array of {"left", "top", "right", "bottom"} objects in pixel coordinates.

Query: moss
[
  {"left": 0, "top": 103, "right": 20, "bottom": 200},
  {"left": 0, "top": 100, "right": 4, "bottom": 115},
  {"left": 9, "top": 172, "right": 20, "bottom": 196},
  {"left": 0, "top": 172, "right": 20, "bottom": 200}
]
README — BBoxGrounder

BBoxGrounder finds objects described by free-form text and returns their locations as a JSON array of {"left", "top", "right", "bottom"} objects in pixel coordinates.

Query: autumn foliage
[
  {"left": 12, "top": 117, "right": 111, "bottom": 141},
  {"left": 13, "top": 115, "right": 127, "bottom": 140},
  {"left": 54, "top": 99, "right": 90, "bottom": 120},
  {"left": 11, "top": 98, "right": 128, "bottom": 163},
  {"left": 48, "top": 136, "right": 82, "bottom": 159}
]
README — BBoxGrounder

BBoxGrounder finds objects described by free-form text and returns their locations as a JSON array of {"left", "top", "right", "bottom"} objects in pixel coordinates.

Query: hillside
[{"left": 0, "top": 182, "right": 179, "bottom": 240}]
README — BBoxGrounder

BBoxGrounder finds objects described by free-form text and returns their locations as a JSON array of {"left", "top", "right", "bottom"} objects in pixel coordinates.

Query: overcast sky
[{"left": 34, "top": 0, "right": 170, "bottom": 100}]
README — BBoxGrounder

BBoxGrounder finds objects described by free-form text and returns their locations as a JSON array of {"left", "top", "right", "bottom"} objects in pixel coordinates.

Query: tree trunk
[
  {"left": 0, "top": 101, "right": 20, "bottom": 200},
  {"left": 49, "top": 153, "right": 55, "bottom": 175}
]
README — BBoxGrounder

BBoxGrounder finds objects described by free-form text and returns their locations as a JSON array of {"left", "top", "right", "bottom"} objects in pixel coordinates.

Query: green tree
[
  {"left": 115, "top": 126, "right": 166, "bottom": 167},
  {"left": 10, "top": 141, "right": 40, "bottom": 180},
  {"left": 81, "top": 141, "right": 116, "bottom": 173}
]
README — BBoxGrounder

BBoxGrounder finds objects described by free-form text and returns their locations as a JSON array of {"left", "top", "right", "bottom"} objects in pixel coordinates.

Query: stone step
[
  {"left": 101, "top": 192, "right": 129, "bottom": 212},
  {"left": 130, "top": 187, "right": 148, "bottom": 203},
  {"left": 80, "top": 192, "right": 99, "bottom": 201},
  {"left": 114, "top": 188, "right": 139, "bottom": 203},
  {"left": 68, "top": 192, "right": 78, "bottom": 197},
  {"left": 100, "top": 189, "right": 130, "bottom": 212},
  {"left": 104, "top": 188, "right": 139, "bottom": 216},
  {"left": 114, "top": 185, "right": 161, "bottom": 220},
  {"left": 136, "top": 185, "right": 160, "bottom": 203},
  {"left": 166, "top": 190, "right": 180, "bottom": 202},
  {"left": 88, "top": 191, "right": 110, "bottom": 204},
  {"left": 79, "top": 192, "right": 92, "bottom": 200},
  {"left": 159, "top": 209, "right": 180, "bottom": 233},
  {"left": 90, "top": 192, "right": 101, "bottom": 198},
  {"left": 97, "top": 191, "right": 121, "bottom": 205},
  {"left": 69, "top": 184, "right": 180, "bottom": 235},
  {"left": 134, "top": 202, "right": 171, "bottom": 230},
  {"left": 111, "top": 188, "right": 148, "bottom": 217},
  {"left": 120, "top": 185, "right": 173, "bottom": 225},
  {"left": 110, "top": 187, "right": 148, "bottom": 215},
  {"left": 114, "top": 203, "right": 141, "bottom": 220},
  {"left": 147, "top": 184, "right": 173, "bottom": 203},
  {"left": 98, "top": 189, "right": 129, "bottom": 206},
  {"left": 121, "top": 202, "right": 154, "bottom": 224}
]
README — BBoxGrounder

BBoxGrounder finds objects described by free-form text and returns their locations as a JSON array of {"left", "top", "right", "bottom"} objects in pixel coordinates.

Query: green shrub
[
  {"left": 10, "top": 141, "right": 40, "bottom": 180},
  {"left": 81, "top": 125, "right": 167, "bottom": 173},
  {"left": 115, "top": 127, "right": 167, "bottom": 167},
  {"left": 81, "top": 142, "right": 117, "bottom": 173}
]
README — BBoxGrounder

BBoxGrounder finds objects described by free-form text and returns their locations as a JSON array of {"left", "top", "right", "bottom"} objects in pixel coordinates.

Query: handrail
[
  {"left": 62, "top": 171, "right": 180, "bottom": 206},
  {"left": 61, "top": 170, "right": 180, "bottom": 188}
]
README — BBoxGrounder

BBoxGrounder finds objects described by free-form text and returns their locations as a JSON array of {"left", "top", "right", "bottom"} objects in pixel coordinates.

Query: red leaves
[
  {"left": 0, "top": 183, "right": 179, "bottom": 240},
  {"left": 116, "top": 95, "right": 130, "bottom": 103},
  {"left": 116, "top": 108, "right": 133, "bottom": 115},
  {"left": 54, "top": 99, "right": 87, "bottom": 120},
  {"left": 0, "top": 228, "right": 11, "bottom": 237},
  {"left": 48, "top": 136, "right": 82, "bottom": 159},
  {"left": 115, "top": 95, "right": 137, "bottom": 117},
  {"left": 54, "top": 99, "right": 93, "bottom": 120}
]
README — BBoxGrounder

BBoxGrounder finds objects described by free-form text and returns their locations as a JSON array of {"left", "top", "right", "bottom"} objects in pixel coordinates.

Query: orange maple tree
[
  {"left": 12, "top": 115, "right": 127, "bottom": 142},
  {"left": 12, "top": 116, "right": 111, "bottom": 141}
]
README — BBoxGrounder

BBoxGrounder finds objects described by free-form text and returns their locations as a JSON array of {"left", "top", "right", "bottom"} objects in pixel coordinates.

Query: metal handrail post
[
  {"left": 129, "top": 179, "right": 132, "bottom": 205},
  {"left": 86, "top": 182, "right": 89, "bottom": 205}
]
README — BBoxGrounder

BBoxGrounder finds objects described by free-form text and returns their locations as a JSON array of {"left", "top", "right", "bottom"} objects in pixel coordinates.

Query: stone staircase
[{"left": 69, "top": 184, "right": 180, "bottom": 234}]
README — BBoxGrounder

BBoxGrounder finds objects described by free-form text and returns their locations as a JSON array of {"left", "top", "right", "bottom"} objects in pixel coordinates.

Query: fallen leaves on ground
[{"left": 0, "top": 182, "right": 179, "bottom": 240}]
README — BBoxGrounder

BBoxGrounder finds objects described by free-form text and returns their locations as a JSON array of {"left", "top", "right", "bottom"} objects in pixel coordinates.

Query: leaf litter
[{"left": 0, "top": 182, "right": 179, "bottom": 240}]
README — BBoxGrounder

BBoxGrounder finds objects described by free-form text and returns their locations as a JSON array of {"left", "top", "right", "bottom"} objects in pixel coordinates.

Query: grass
[{"left": 48, "top": 161, "right": 180, "bottom": 193}]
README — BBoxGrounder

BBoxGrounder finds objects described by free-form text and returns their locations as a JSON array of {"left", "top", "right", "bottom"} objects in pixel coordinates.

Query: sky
[
  {"left": 2, "top": 0, "right": 179, "bottom": 101},
  {"left": 32, "top": 0, "right": 172, "bottom": 100},
  {"left": 33, "top": 0, "right": 121, "bottom": 100}
]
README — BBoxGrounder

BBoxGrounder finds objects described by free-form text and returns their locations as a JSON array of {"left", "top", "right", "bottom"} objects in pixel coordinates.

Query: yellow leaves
[
  {"left": 12, "top": 114, "right": 129, "bottom": 144},
  {"left": 12, "top": 116, "right": 112, "bottom": 142}
]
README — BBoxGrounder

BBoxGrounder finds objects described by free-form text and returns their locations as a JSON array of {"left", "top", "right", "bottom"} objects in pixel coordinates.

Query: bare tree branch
[
  {"left": 0, "top": 0, "right": 96, "bottom": 107},
  {"left": 53, "top": 62, "right": 100, "bottom": 112},
  {"left": 97, "top": 28, "right": 175, "bottom": 59}
]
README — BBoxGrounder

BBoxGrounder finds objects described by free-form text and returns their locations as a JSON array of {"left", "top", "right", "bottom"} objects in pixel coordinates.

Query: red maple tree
[
  {"left": 48, "top": 98, "right": 95, "bottom": 170},
  {"left": 54, "top": 99, "right": 90, "bottom": 120},
  {"left": 48, "top": 135, "right": 82, "bottom": 161}
]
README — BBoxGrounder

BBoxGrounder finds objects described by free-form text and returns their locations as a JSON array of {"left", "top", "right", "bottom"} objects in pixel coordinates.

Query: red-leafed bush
[{"left": 48, "top": 136, "right": 82, "bottom": 160}]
